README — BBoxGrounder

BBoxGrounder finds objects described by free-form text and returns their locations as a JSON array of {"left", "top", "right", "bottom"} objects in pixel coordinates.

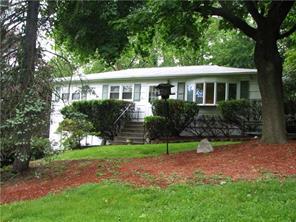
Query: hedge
[
  {"left": 144, "top": 116, "right": 166, "bottom": 140},
  {"left": 61, "top": 100, "right": 133, "bottom": 141},
  {"left": 146, "top": 99, "right": 199, "bottom": 138}
]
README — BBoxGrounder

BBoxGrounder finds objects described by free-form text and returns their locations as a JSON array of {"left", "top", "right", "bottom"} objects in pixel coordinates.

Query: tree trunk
[
  {"left": 13, "top": 144, "right": 31, "bottom": 173},
  {"left": 13, "top": 0, "right": 40, "bottom": 173},
  {"left": 254, "top": 24, "right": 287, "bottom": 144}
]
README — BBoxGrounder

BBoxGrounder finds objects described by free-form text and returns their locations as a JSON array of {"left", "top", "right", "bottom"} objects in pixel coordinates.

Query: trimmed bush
[
  {"left": 61, "top": 100, "right": 133, "bottom": 142},
  {"left": 151, "top": 99, "right": 199, "bottom": 136},
  {"left": 144, "top": 116, "right": 166, "bottom": 140},
  {"left": 218, "top": 99, "right": 262, "bottom": 133}
]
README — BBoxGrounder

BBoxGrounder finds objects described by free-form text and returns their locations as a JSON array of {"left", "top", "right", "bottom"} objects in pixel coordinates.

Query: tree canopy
[{"left": 53, "top": 1, "right": 296, "bottom": 144}]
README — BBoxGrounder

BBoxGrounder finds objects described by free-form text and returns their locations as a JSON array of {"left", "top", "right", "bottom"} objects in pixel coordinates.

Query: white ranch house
[{"left": 50, "top": 65, "right": 260, "bottom": 148}]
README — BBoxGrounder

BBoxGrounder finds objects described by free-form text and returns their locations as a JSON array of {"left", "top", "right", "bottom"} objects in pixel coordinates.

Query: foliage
[
  {"left": 53, "top": 0, "right": 296, "bottom": 143},
  {"left": 283, "top": 33, "right": 296, "bottom": 114},
  {"left": 218, "top": 100, "right": 262, "bottom": 133},
  {"left": 151, "top": 99, "right": 199, "bottom": 136},
  {"left": 201, "top": 19, "right": 255, "bottom": 68},
  {"left": 144, "top": 116, "right": 166, "bottom": 140},
  {"left": 57, "top": 118, "right": 95, "bottom": 150},
  {"left": 0, "top": 84, "right": 51, "bottom": 167},
  {"left": 61, "top": 100, "right": 132, "bottom": 141},
  {"left": 53, "top": 1, "right": 143, "bottom": 65},
  {"left": 56, "top": 141, "right": 237, "bottom": 160},
  {"left": 31, "top": 137, "right": 53, "bottom": 161},
  {"left": 2, "top": 179, "right": 296, "bottom": 221}
]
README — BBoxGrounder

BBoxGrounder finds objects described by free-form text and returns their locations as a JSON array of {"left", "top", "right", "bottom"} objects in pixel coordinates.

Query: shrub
[
  {"left": 150, "top": 99, "right": 199, "bottom": 137},
  {"left": 61, "top": 100, "right": 133, "bottom": 142},
  {"left": 218, "top": 99, "right": 262, "bottom": 133},
  {"left": 144, "top": 116, "right": 166, "bottom": 140},
  {"left": 57, "top": 118, "right": 95, "bottom": 149},
  {"left": 31, "top": 137, "right": 53, "bottom": 160}
]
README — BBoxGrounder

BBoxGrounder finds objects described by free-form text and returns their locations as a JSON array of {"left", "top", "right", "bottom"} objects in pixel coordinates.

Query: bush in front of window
[
  {"left": 151, "top": 99, "right": 199, "bottom": 136},
  {"left": 144, "top": 116, "right": 166, "bottom": 140},
  {"left": 60, "top": 100, "right": 133, "bottom": 144},
  {"left": 218, "top": 99, "right": 262, "bottom": 134}
]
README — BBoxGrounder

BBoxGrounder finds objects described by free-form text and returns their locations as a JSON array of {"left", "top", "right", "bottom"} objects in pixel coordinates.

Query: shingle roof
[{"left": 56, "top": 65, "right": 257, "bottom": 83}]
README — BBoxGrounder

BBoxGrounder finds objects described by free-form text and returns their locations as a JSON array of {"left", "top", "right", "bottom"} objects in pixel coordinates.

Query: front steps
[{"left": 112, "top": 121, "right": 145, "bottom": 145}]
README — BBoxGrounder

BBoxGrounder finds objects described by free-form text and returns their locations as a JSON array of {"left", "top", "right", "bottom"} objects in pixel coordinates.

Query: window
[
  {"left": 177, "top": 82, "right": 185, "bottom": 100},
  {"left": 72, "top": 92, "right": 80, "bottom": 100},
  {"left": 62, "top": 93, "right": 69, "bottom": 102},
  {"left": 134, "top": 84, "right": 141, "bottom": 101},
  {"left": 216, "top": 83, "right": 226, "bottom": 102},
  {"left": 195, "top": 83, "right": 204, "bottom": 104},
  {"left": 240, "top": 81, "right": 249, "bottom": 99},
  {"left": 228, "top": 83, "right": 237, "bottom": 100},
  {"left": 102, "top": 85, "right": 109, "bottom": 99},
  {"left": 122, "top": 85, "right": 132, "bottom": 100},
  {"left": 187, "top": 84, "right": 194, "bottom": 102},
  {"left": 110, "top": 86, "right": 120, "bottom": 99},
  {"left": 205, "top": 83, "right": 214, "bottom": 104},
  {"left": 149, "top": 86, "right": 158, "bottom": 102}
]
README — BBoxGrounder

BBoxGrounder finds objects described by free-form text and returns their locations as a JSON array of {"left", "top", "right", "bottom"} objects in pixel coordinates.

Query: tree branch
[
  {"left": 278, "top": 24, "right": 296, "bottom": 39},
  {"left": 244, "top": 1, "right": 263, "bottom": 24},
  {"left": 277, "top": 1, "right": 295, "bottom": 28},
  {"left": 206, "top": 6, "right": 257, "bottom": 40},
  {"left": 268, "top": 1, "right": 295, "bottom": 29}
]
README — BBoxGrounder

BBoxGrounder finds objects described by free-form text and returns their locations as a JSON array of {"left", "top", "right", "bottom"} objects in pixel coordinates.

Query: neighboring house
[{"left": 49, "top": 65, "right": 260, "bottom": 148}]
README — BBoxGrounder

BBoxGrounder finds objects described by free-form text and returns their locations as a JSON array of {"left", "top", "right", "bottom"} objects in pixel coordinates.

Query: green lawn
[
  {"left": 56, "top": 141, "right": 238, "bottom": 160},
  {"left": 2, "top": 179, "right": 296, "bottom": 222}
]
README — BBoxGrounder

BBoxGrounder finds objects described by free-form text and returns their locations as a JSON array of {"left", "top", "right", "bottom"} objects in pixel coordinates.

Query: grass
[
  {"left": 56, "top": 141, "right": 238, "bottom": 160},
  {"left": 1, "top": 179, "right": 296, "bottom": 222}
]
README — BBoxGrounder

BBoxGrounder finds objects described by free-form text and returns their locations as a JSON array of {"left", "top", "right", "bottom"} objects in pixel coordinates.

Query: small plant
[{"left": 57, "top": 118, "right": 95, "bottom": 150}]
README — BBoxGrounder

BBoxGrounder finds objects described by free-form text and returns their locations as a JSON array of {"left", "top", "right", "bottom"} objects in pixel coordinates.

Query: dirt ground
[{"left": 1, "top": 140, "right": 296, "bottom": 204}]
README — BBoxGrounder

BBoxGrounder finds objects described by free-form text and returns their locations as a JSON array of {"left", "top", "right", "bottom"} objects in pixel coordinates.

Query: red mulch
[{"left": 1, "top": 140, "right": 296, "bottom": 204}]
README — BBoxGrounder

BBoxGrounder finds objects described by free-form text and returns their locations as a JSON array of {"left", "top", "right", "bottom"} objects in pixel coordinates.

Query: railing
[
  {"left": 113, "top": 103, "right": 135, "bottom": 137},
  {"left": 113, "top": 103, "right": 134, "bottom": 125}
]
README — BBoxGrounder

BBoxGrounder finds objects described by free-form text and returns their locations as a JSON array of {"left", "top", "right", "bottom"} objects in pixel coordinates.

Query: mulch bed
[{"left": 1, "top": 140, "right": 296, "bottom": 204}]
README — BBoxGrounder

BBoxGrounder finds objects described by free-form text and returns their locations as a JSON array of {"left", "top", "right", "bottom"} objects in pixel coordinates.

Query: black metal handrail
[{"left": 113, "top": 103, "right": 134, "bottom": 125}]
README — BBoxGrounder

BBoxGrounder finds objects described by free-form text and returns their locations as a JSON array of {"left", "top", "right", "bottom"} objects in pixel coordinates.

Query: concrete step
[
  {"left": 122, "top": 127, "right": 145, "bottom": 132},
  {"left": 112, "top": 138, "right": 144, "bottom": 145},
  {"left": 114, "top": 135, "right": 144, "bottom": 141},
  {"left": 125, "top": 121, "right": 144, "bottom": 127},
  {"left": 119, "top": 132, "right": 144, "bottom": 137}
]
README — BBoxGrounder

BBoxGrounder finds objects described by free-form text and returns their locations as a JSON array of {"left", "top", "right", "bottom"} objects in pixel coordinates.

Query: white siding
[{"left": 50, "top": 72, "right": 261, "bottom": 148}]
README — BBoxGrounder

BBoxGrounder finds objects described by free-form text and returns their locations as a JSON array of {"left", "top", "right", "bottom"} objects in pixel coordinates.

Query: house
[{"left": 49, "top": 65, "right": 260, "bottom": 148}]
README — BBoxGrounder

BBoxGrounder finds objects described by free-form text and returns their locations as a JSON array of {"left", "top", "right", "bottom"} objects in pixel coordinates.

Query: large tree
[
  {"left": 1, "top": 0, "right": 54, "bottom": 172},
  {"left": 54, "top": 1, "right": 296, "bottom": 144}
]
